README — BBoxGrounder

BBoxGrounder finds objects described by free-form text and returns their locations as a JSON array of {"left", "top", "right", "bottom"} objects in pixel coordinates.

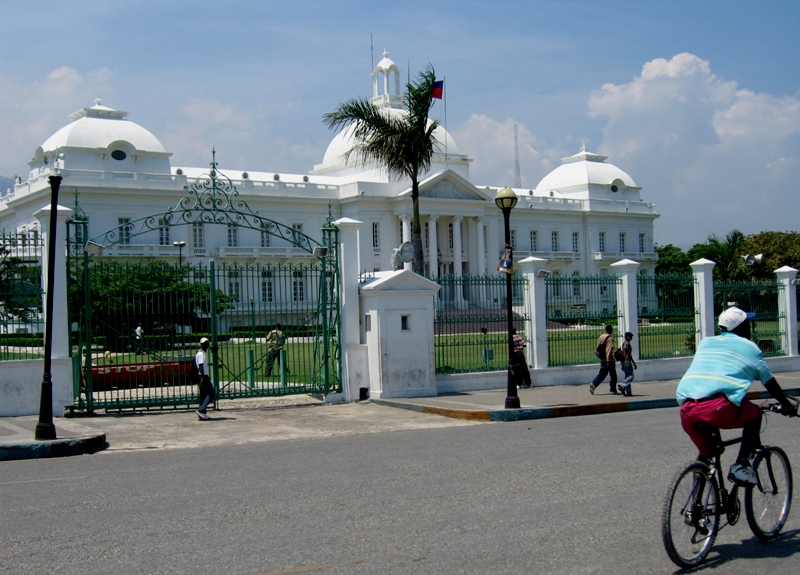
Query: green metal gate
[
  {"left": 66, "top": 156, "right": 340, "bottom": 412},
  {"left": 545, "top": 274, "right": 622, "bottom": 366},
  {"left": 636, "top": 273, "right": 697, "bottom": 359}
]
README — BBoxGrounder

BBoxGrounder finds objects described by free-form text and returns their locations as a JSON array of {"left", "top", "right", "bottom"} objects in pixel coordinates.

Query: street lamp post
[
  {"left": 173, "top": 240, "right": 186, "bottom": 266},
  {"left": 495, "top": 187, "right": 520, "bottom": 410},
  {"left": 35, "top": 174, "right": 62, "bottom": 440}
]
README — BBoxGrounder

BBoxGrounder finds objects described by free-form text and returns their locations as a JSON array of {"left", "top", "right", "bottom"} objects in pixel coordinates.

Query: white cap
[
  {"left": 199, "top": 337, "right": 210, "bottom": 344},
  {"left": 718, "top": 307, "right": 755, "bottom": 331}
]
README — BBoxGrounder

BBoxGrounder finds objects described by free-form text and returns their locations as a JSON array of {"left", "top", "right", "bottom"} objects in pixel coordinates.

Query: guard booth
[{"left": 360, "top": 270, "right": 439, "bottom": 399}]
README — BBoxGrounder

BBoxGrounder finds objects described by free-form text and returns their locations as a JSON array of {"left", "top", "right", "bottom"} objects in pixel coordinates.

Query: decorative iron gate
[{"left": 66, "top": 155, "right": 340, "bottom": 412}]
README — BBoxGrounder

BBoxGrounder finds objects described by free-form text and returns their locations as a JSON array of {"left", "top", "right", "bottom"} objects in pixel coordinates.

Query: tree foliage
[
  {"left": 69, "top": 261, "right": 236, "bottom": 347},
  {"left": 741, "top": 231, "right": 800, "bottom": 279},
  {"left": 323, "top": 64, "right": 441, "bottom": 274},
  {"left": 654, "top": 244, "right": 691, "bottom": 274},
  {"left": 0, "top": 249, "right": 41, "bottom": 323}
]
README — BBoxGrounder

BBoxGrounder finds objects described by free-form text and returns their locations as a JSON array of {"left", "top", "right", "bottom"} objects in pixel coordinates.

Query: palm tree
[
  {"left": 323, "top": 65, "right": 441, "bottom": 274},
  {"left": 688, "top": 229, "right": 749, "bottom": 280}
]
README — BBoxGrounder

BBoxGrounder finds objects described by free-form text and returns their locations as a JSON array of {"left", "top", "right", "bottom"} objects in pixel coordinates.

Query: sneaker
[
  {"left": 728, "top": 463, "right": 757, "bottom": 486},
  {"left": 589, "top": 383, "right": 596, "bottom": 395},
  {"left": 617, "top": 384, "right": 625, "bottom": 395},
  {"left": 196, "top": 410, "right": 210, "bottom": 421}
]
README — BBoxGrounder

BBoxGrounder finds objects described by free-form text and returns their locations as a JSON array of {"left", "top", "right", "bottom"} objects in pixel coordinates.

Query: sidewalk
[{"left": 3, "top": 372, "right": 800, "bottom": 462}]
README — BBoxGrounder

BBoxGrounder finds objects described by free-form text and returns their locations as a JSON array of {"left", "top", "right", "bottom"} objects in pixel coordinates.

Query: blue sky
[{"left": 1, "top": 0, "right": 799, "bottom": 248}]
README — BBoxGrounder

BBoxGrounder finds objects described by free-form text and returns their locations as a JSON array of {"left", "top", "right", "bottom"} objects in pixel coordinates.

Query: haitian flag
[{"left": 431, "top": 80, "right": 444, "bottom": 99}]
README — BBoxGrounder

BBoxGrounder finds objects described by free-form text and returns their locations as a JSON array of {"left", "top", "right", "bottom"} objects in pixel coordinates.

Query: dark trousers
[
  {"left": 592, "top": 361, "right": 617, "bottom": 390},
  {"left": 265, "top": 350, "right": 289, "bottom": 376},
  {"left": 198, "top": 376, "right": 215, "bottom": 413},
  {"left": 512, "top": 351, "right": 532, "bottom": 388}
]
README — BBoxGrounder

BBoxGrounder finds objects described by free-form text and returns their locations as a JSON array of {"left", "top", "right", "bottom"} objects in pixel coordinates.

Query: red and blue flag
[{"left": 431, "top": 80, "right": 444, "bottom": 99}]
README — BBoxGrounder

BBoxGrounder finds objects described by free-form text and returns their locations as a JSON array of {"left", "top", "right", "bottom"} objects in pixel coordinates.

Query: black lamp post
[
  {"left": 495, "top": 187, "right": 520, "bottom": 410},
  {"left": 173, "top": 240, "right": 186, "bottom": 266},
  {"left": 35, "top": 174, "right": 62, "bottom": 440}
]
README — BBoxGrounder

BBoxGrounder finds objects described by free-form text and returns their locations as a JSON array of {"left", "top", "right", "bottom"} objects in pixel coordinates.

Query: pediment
[{"left": 397, "top": 170, "right": 492, "bottom": 202}]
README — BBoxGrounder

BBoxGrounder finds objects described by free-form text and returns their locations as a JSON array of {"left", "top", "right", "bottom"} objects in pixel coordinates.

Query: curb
[
  {"left": 0, "top": 434, "right": 107, "bottom": 462},
  {"left": 372, "top": 387, "right": 800, "bottom": 423}
]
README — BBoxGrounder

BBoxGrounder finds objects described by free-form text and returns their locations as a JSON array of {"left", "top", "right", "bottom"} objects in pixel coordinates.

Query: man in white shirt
[{"left": 195, "top": 337, "right": 215, "bottom": 420}]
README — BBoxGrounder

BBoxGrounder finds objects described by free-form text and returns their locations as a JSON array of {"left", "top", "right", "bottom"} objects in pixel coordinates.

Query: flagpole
[{"left": 443, "top": 76, "right": 448, "bottom": 167}]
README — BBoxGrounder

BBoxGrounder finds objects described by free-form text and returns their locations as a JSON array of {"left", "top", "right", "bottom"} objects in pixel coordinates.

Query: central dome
[{"left": 321, "top": 107, "right": 459, "bottom": 168}]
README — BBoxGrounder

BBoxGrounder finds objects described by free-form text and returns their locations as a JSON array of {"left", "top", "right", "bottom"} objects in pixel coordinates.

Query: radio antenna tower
[{"left": 514, "top": 123, "right": 522, "bottom": 188}]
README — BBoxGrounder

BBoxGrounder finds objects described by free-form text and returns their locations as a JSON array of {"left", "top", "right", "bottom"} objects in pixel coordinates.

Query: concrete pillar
[
  {"left": 775, "top": 266, "right": 798, "bottom": 357},
  {"left": 611, "top": 259, "right": 640, "bottom": 355},
  {"left": 518, "top": 256, "right": 549, "bottom": 369},
  {"left": 690, "top": 258, "right": 716, "bottom": 343},
  {"left": 34, "top": 204, "right": 72, "bottom": 359},
  {"left": 452, "top": 216, "right": 466, "bottom": 308}
]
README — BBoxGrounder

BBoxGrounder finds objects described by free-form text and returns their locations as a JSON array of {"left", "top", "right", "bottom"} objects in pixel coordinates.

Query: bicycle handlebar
[{"left": 762, "top": 395, "right": 799, "bottom": 417}]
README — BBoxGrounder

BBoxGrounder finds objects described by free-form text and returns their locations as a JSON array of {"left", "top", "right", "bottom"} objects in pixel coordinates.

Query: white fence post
[
  {"left": 518, "top": 256, "right": 549, "bottom": 369},
  {"left": 35, "top": 204, "right": 72, "bottom": 359},
  {"left": 611, "top": 259, "right": 640, "bottom": 355},
  {"left": 775, "top": 266, "right": 798, "bottom": 357},
  {"left": 333, "top": 217, "right": 363, "bottom": 402},
  {"left": 690, "top": 258, "right": 716, "bottom": 344}
]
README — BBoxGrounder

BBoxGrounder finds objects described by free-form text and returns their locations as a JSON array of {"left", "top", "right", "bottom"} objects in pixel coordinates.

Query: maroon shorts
[{"left": 679, "top": 395, "right": 760, "bottom": 457}]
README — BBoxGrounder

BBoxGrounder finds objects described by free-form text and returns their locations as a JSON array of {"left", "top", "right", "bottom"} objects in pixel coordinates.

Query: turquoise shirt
[{"left": 676, "top": 332, "right": 773, "bottom": 406}]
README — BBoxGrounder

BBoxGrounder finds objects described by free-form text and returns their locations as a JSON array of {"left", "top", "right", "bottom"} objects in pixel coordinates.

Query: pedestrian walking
[
  {"left": 195, "top": 337, "right": 215, "bottom": 420},
  {"left": 134, "top": 323, "right": 144, "bottom": 355},
  {"left": 265, "top": 323, "right": 290, "bottom": 376},
  {"left": 511, "top": 328, "right": 532, "bottom": 388},
  {"left": 589, "top": 324, "right": 618, "bottom": 394},
  {"left": 617, "top": 331, "right": 637, "bottom": 396}
]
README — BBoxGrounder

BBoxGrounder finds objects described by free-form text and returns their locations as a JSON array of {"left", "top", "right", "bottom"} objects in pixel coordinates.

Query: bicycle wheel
[
  {"left": 662, "top": 461, "right": 720, "bottom": 570},
  {"left": 745, "top": 446, "right": 793, "bottom": 540}
]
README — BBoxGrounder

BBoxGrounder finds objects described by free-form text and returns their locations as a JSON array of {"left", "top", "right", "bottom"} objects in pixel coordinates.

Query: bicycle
[{"left": 661, "top": 400, "right": 797, "bottom": 570}]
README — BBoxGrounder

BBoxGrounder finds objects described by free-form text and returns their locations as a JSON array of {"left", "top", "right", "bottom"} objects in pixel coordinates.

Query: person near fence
[
  {"left": 265, "top": 323, "right": 290, "bottom": 377},
  {"left": 676, "top": 307, "right": 796, "bottom": 485},
  {"left": 589, "top": 324, "right": 618, "bottom": 395},
  {"left": 195, "top": 337, "right": 215, "bottom": 420},
  {"left": 134, "top": 323, "right": 144, "bottom": 355},
  {"left": 617, "top": 331, "right": 636, "bottom": 396},
  {"left": 511, "top": 328, "right": 532, "bottom": 389}
]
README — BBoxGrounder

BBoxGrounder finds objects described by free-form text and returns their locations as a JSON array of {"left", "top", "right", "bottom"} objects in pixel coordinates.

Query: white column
[
  {"left": 400, "top": 215, "right": 412, "bottom": 270},
  {"left": 775, "top": 266, "right": 798, "bottom": 356},
  {"left": 35, "top": 204, "right": 72, "bottom": 359},
  {"left": 518, "top": 256, "right": 549, "bottom": 370},
  {"left": 475, "top": 217, "right": 486, "bottom": 275},
  {"left": 690, "top": 258, "right": 716, "bottom": 343},
  {"left": 475, "top": 217, "right": 487, "bottom": 307},
  {"left": 333, "top": 217, "right": 363, "bottom": 402},
  {"left": 428, "top": 215, "right": 439, "bottom": 278},
  {"left": 452, "top": 216, "right": 463, "bottom": 277},
  {"left": 611, "top": 259, "right": 641, "bottom": 356},
  {"left": 452, "top": 216, "right": 466, "bottom": 309}
]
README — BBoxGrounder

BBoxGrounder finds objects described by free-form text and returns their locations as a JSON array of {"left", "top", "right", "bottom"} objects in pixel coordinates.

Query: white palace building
[{"left": 1, "top": 52, "right": 659, "bottom": 286}]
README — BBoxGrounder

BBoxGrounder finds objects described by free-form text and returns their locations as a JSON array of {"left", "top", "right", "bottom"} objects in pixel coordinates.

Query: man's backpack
[
  {"left": 189, "top": 358, "right": 200, "bottom": 384},
  {"left": 595, "top": 335, "right": 611, "bottom": 360}
]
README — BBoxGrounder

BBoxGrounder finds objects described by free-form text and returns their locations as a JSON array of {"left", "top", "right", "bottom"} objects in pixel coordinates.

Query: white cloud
[
  {"left": 0, "top": 67, "right": 114, "bottom": 177},
  {"left": 450, "top": 114, "right": 554, "bottom": 189},
  {"left": 588, "top": 53, "right": 800, "bottom": 248}
]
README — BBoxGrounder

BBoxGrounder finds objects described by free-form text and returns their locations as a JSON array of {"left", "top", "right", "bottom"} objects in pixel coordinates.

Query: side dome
[
  {"left": 39, "top": 100, "right": 167, "bottom": 155},
  {"left": 536, "top": 147, "right": 638, "bottom": 194}
]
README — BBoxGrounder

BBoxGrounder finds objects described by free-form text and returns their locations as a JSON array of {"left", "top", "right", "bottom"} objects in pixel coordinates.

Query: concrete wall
[{"left": 0, "top": 360, "right": 73, "bottom": 417}]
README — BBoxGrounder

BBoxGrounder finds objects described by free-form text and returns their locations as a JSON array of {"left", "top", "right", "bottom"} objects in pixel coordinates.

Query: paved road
[{"left": 3, "top": 406, "right": 800, "bottom": 574}]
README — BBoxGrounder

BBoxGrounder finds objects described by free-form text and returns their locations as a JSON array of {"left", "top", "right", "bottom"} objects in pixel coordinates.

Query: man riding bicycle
[{"left": 676, "top": 306, "right": 797, "bottom": 486}]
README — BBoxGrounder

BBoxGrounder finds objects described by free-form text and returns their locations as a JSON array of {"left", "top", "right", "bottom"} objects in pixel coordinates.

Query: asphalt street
[{"left": 3, "top": 406, "right": 800, "bottom": 575}]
